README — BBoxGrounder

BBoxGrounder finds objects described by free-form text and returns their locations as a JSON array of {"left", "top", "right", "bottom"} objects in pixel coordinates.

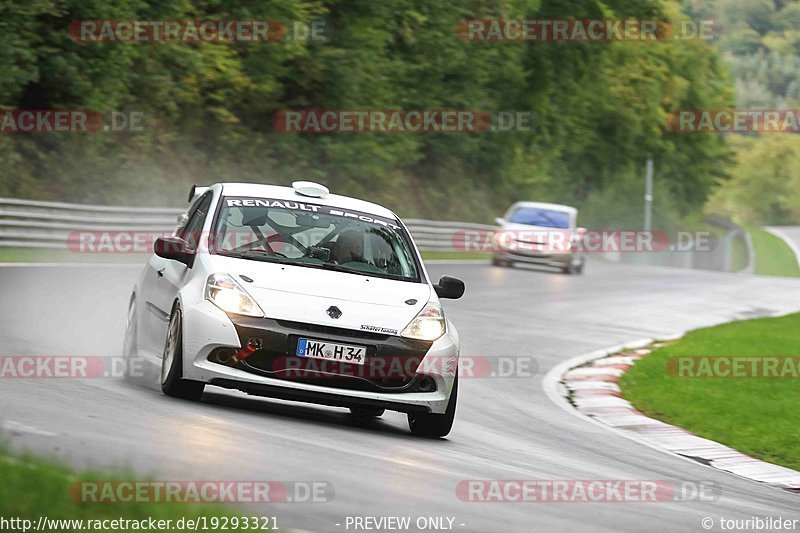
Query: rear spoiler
[{"left": 188, "top": 185, "right": 210, "bottom": 203}]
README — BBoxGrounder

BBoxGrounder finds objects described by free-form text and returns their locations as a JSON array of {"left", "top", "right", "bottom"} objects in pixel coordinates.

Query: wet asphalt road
[{"left": 1, "top": 259, "right": 799, "bottom": 532}]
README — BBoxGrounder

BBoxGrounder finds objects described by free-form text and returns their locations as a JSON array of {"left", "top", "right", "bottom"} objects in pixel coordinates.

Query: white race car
[
  {"left": 124, "top": 181, "right": 465, "bottom": 437},
  {"left": 492, "top": 201, "right": 586, "bottom": 274}
]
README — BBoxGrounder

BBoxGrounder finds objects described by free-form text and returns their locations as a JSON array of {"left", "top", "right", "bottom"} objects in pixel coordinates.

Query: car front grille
[
  {"left": 275, "top": 319, "right": 390, "bottom": 341},
  {"left": 219, "top": 316, "right": 434, "bottom": 393}
]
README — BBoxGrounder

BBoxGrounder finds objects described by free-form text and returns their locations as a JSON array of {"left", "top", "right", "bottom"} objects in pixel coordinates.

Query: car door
[{"left": 144, "top": 192, "right": 214, "bottom": 356}]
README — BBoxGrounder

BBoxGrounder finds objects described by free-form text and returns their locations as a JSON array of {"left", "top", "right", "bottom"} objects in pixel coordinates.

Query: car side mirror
[
  {"left": 495, "top": 217, "right": 506, "bottom": 226},
  {"left": 434, "top": 276, "right": 465, "bottom": 300},
  {"left": 154, "top": 236, "right": 195, "bottom": 268}
]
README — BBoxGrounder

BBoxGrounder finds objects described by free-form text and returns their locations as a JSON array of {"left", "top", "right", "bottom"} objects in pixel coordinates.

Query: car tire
[
  {"left": 492, "top": 257, "right": 512, "bottom": 268},
  {"left": 407, "top": 376, "right": 458, "bottom": 438},
  {"left": 161, "top": 305, "right": 205, "bottom": 401}
]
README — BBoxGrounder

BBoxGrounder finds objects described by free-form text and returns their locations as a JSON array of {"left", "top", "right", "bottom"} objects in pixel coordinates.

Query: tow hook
[{"left": 230, "top": 338, "right": 262, "bottom": 365}]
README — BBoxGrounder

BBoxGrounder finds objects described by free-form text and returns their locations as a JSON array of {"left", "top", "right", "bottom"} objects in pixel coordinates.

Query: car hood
[
  {"left": 210, "top": 256, "right": 431, "bottom": 334},
  {"left": 499, "top": 223, "right": 573, "bottom": 242}
]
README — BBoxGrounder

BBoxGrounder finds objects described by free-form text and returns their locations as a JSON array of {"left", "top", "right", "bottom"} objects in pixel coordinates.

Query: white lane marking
[
  {"left": 764, "top": 227, "right": 800, "bottom": 269},
  {"left": 2, "top": 420, "right": 56, "bottom": 437}
]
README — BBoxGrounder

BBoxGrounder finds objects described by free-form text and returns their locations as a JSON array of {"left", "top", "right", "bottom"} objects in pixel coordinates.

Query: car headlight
[
  {"left": 494, "top": 230, "right": 512, "bottom": 250},
  {"left": 204, "top": 273, "right": 264, "bottom": 317},
  {"left": 401, "top": 302, "right": 446, "bottom": 341}
]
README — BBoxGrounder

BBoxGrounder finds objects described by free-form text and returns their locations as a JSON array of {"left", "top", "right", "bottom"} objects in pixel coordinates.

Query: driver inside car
[{"left": 331, "top": 230, "right": 364, "bottom": 264}]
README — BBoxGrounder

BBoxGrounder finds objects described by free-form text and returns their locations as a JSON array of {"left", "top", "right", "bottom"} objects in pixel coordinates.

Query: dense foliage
[
  {"left": 0, "top": 0, "right": 731, "bottom": 226},
  {"left": 697, "top": 0, "right": 800, "bottom": 225}
]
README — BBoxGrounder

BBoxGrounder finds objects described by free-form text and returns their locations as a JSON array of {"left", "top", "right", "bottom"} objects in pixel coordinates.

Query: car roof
[
  {"left": 507, "top": 201, "right": 577, "bottom": 214},
  {"left": 215, "top": 182, "right": 398, "bottom": 220}
]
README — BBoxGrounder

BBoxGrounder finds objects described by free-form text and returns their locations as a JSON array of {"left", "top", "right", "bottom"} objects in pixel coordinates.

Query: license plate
[{"left": 296, "top": 338, "right": 367, "bottom": 365}]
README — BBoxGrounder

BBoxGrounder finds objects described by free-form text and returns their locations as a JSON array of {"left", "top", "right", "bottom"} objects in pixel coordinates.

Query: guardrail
[
  {"left": 0, "top": 197, "right": 750, "bottom": 272},
  {"left": 403, "top": 219, "right": 495, "bottom": 251},
  {"left": 0, "top": 198, "right": 183, "bottom": 249},
  {"left": 610, "top": 215, "right": 752, "bottom": 273},
  {"left": 0, "top": 198, "right": 480, "bottom": 252}
]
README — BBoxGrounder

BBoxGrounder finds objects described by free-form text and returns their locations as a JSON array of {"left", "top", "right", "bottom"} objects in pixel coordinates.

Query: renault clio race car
[
  {"left": 492, "top": 201, "right": 586, "bottom": 274},
  {"left": 123, "top": 181, "right": 465, "bottom": 437}
]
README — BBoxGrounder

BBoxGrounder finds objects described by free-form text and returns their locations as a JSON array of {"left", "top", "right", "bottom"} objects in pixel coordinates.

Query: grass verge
[
  {"left": 747, "top": 228, "right": 800, "bottom": 277},
  {"left": 0, "top": 447, "right": 268, "bottom": 532},
  {"left": 619, "top": 312, "right": 800, "bottom": 471},
  {"left": 730, "top": 233, "right": 749, "bottom": 272}
]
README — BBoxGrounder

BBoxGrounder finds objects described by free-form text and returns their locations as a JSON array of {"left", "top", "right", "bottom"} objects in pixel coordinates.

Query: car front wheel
[
  {"left": 407, "top": 377, "right": 458, "bottom": 438},
  {"left": 563, "top": 261, "right": 584, "bottom": 275},
  {"left": 492, "top": 256, "right": 511, "bottom": 267},
  {"left": 161, "top": 305, "right": 205, "bottom": 401}
]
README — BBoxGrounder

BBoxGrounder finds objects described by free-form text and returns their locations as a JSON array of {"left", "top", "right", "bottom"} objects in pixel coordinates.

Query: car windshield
[
  {"left": 509, "top": 207, "right": 571, "bottom": 229},
  {"left": 212, "top": 196, "right": 420, "bottom": 282}
]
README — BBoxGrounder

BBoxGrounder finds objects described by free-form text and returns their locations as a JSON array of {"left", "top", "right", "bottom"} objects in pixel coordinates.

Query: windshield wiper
[
  {"left": 217, "top": 251, "right": 414, "bottom": 281},
  {"left": 319, "top": 262, "right": 409, "bottom": 280},
  {"left": 218, "top": 250, "right": 283, "bottom": 263},
  {"left": 220, "top": 250, "right": 330, "bottom": 269}
]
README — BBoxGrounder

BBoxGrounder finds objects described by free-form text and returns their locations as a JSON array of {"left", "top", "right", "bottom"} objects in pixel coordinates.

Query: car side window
[{"left": 179, "top": 192, "right": 214, "bottom": 250}]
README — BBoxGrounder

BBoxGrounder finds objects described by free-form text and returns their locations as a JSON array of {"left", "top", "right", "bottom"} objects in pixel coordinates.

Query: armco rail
[
  {"left": 0, "top": 198, "right": 183, "bottom": 249},
  {"left": 0, "top": 197, "right": 489, "bottom": 252},
  {"left": 404, "top": 219, "right": 495, "bottom": 251},
  {"left": 0, "top": 197, "right": 749, "bottom": 271}
]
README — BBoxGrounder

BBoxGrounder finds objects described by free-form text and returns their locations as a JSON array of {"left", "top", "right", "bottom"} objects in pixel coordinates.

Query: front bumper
[
  {"left": 181, "top": 301, "right": 458, "bottom": 414},
  {"left": 494, "top": 249, "right": 583, "bottom": 268}
]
